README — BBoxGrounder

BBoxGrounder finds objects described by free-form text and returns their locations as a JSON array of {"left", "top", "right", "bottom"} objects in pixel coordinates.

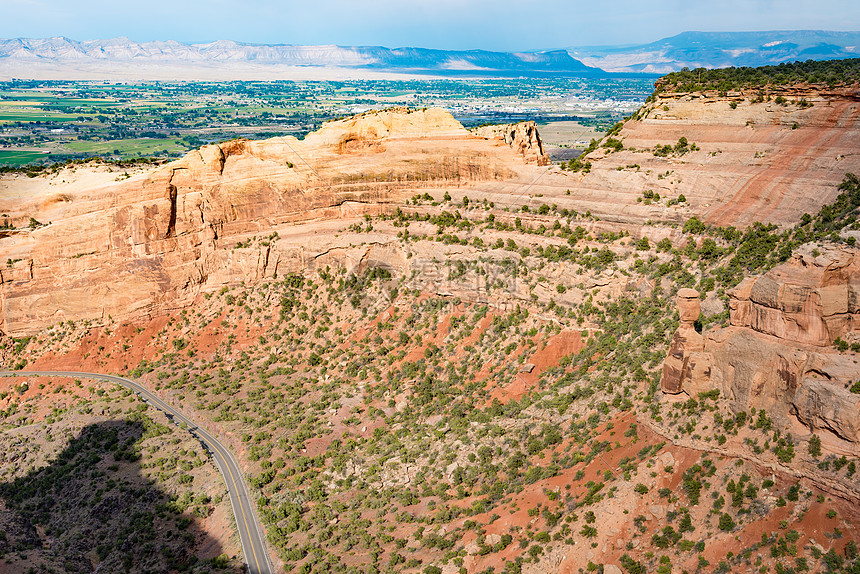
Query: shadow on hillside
[{"left": 0, "top": 419, "right": 243, "bottom": 573}]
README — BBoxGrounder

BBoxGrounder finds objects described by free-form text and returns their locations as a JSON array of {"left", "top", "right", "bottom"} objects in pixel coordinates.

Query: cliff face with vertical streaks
[{"left": 0, "top": 108, "right": 528, "bottom": 335}]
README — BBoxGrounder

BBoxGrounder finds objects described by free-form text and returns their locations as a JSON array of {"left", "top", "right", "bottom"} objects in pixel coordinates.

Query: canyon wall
[
  {"left": 566, "top": 88, "right": 860, "bottom": 229},
  {"left": 4, "top": 89, "right": 860, "bottom": 338},
  {"left": 0, "top": 108, "right": 531, "bottom": 335}
]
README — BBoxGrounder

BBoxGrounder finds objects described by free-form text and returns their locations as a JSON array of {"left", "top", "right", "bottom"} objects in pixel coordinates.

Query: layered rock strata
[
  {"left": 729, "top": 247, "right": 860, "bottom": 346},
  {"left": 576, "top": 90, "right": 860, "bottom": 228},
  {"left": 661, "top": 246, "right": 860, "bottom": 450},
  {"left": 5, "top": 91, "right": 860, "bottom": 337},
  {"left": 0, "top": 108, "right": 531, "bottom": 335}
]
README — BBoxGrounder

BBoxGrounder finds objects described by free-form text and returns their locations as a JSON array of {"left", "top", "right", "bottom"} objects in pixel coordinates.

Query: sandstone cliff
[
  {"left": 5, "top": 90, "right": 860, "bottom": 338},
  {"left": 0, "top": 108, "right": 532, "bottom": 336},
  {"left": 728, "top": 246, "right": 860, "bottom": 346},
  {"left": 661, "top": 245, "right": 860, "bottom": 452},
  {"left": 474, "top": 121, "right": 550, "bottom": 166},
  {"left": 568, "top": 89, "right": 860, "bottom": 229}
]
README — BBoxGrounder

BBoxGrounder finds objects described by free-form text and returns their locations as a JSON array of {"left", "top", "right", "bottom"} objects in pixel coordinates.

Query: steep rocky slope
[
  {"left": 567, "top": 87, "right": 860, "bottom": 229},
  {"left": 12, "top": 232, "right": 860, "bottom": 574}
]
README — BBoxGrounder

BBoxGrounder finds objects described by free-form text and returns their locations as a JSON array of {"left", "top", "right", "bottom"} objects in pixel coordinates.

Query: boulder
[{"left": 677, "top": 288, "right": 701, "bottom": 323}]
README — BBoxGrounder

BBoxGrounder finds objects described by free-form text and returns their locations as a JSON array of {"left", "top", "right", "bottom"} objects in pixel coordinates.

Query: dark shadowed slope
[
  {"left": 0, "top": 418, "right": 244, "bottom": 573},
  {"left": 0, "top": 370, "right": 275, "bottom": 574}
]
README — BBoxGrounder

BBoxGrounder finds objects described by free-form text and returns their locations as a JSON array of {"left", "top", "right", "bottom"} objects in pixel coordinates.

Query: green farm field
[
  {"left": 0, "top": 149, "right": 52, "bottom": 166},
  {"left": 62, "top": 138, "right": 185, "bottom": 158},
  {"left": 0, "top": 77, "right": 651, "bottom": 167},
  {"left": 0, "top": 111, "right": 83, "bottom": 124}
]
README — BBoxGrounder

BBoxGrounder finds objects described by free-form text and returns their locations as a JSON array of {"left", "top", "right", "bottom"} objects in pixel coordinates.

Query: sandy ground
[{"left": 537, "top": 121, "right": 604, "bottom": 148}]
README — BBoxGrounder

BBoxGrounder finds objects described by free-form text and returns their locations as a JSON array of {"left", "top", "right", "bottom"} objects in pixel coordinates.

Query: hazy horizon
[
  {"left": 3, "top": 29, "right": 860, "bottom": 52},
  {"left": 3, "top": 0, "right": 860, "bottom": 52}
]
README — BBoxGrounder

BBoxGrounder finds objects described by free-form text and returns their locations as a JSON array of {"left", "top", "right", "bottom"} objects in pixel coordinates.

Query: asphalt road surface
[{"left": 0, "top": 370, "right": 274, "bottom": 574}]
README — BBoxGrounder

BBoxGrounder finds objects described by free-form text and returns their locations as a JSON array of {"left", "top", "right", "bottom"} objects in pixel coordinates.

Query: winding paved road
[{"left": 0, "top": 370, "right": 274, "bottom": 574}]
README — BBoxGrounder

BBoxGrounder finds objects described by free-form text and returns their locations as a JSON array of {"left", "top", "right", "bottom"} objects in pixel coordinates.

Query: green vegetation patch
[
  {"left": 0, "top": 150, "right": 52, "bottom": 166},
  {"left": 656, "top": 57, "right": 860, "bottom": 93},
  {"left": 63, "top": 137, "right": 185, "bottom": 158}
]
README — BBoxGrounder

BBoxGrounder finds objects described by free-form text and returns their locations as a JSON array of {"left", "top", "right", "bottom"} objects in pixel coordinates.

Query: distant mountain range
[
  {"left": 0, "top": 37, "right": 600, "bottom": 79},
  {"left": 1, "top": 31, "right": 859, "bottom": 80},
  {"left": 567, "top": 30, "right": 860, "bottom": 74}
]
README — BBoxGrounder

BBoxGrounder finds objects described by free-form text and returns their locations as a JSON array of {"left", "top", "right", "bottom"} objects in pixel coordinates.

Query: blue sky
[{"left": 2, "top": 0, "right": 859, "bottom": 50}]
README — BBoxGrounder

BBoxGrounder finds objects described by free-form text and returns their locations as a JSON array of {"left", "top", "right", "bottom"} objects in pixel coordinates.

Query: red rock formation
[
  {"left": 660, "top": 246, "right": 860, "bottom": 451},
  {"left": 0, "top": 108, "right": 532, "bottom": 336},
  {"left": 661, "top": 288, "right": 706, "bottom": 395},
  {"left": 729, "top": 247, "right": 860, "bottom": 346},
  {"left": 474, "top": 121, "right": 550, "bottom": 166},
  {"left": 4, "top": 91, "right": 860, "bottom": 344},
  {"left": 569, "top": 92, "right": 860, "bottom": 229}
]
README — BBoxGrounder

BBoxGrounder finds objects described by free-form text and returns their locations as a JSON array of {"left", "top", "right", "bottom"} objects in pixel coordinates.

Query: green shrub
[
  {"left": 718, "top": 513, "right": 735, "bottom": 531},
  {"left": 808, "top": 434, "right": 822, "bottom": 457}
]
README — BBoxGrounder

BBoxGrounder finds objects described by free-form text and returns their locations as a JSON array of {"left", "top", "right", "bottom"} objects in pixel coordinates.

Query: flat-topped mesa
[
  {"left": 652, "top": 83, "right": 860, "bottom": 103},
  {"left": 652, "top": 59, "right": 860, "bottom": 101}
]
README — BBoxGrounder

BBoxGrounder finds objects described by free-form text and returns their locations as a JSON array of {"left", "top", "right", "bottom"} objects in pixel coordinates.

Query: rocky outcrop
[
  {"left": 661, "top": 288, "right": 709, "bottom": 395},
  {"left": 793, "top": 379, "right": 860, "bottom": 444},
  {"left": 660, "top": 246, "right": 860, "bottom": 451},
  {"left": 729, "top": 246, "right": 860, "bottom": 346},
  {"left": 700, "top": 328, "right": 860, "bottom": 450},
  {"left": 0, "top": 108, "right": 533, "bottom": 336},
  {"left": 475, "top": 121, "right": 550, "bottom": 166}
]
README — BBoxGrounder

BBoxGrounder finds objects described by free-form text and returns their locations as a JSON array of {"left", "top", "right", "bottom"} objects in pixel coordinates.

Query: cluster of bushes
[
  {"left": 0, "top": 156, "right": 164, "bottom": 175},
  {"left": 653, "top": 137, "right": 699, "bottom": 157},
  {"left": 673, "top": 173, "right": 860, "bottom": 292}
]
